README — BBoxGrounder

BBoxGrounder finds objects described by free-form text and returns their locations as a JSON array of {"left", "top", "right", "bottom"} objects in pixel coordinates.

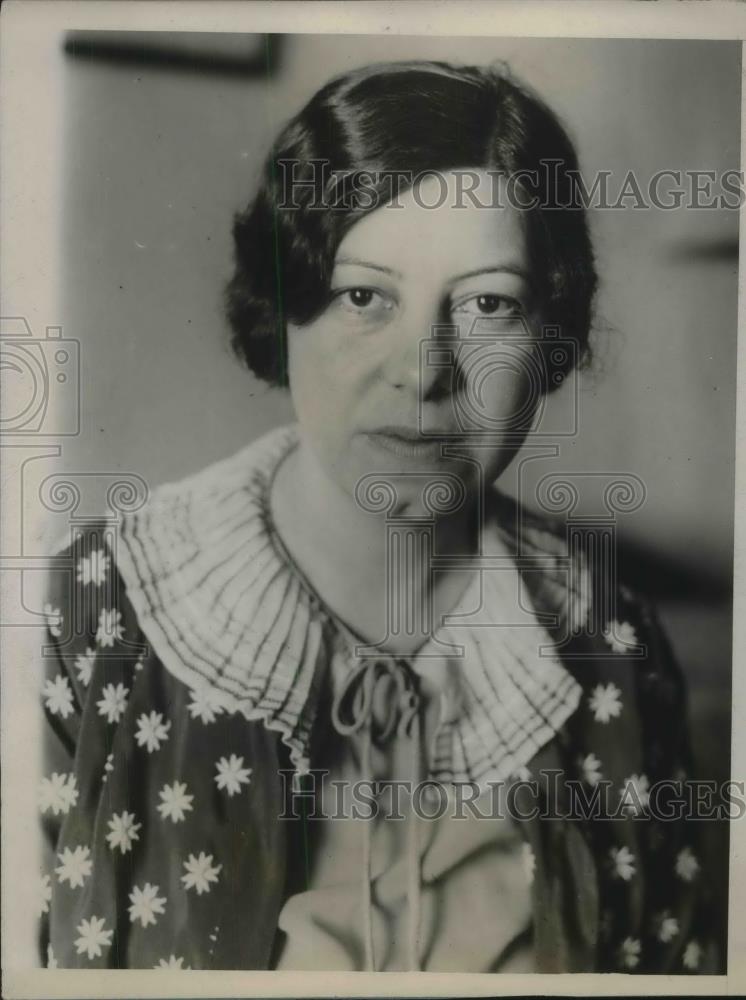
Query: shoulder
[
  {"left": 47, "top": 425, "right": 299, "bottom": 638},
  {"left": 136, "top": 423, "right": 299, "bottom": 512},
  {"left": 492, "top": 485, "right": 680, "bottom": 641},
  {"left": 43, "top": 423, "right": 315, "bottom": 765},
  {"left": 45, "top": 521, "right": 146, "bottom": 678},
  {"left": 489, "top": 487, "right": 688, "bottom": 737}
]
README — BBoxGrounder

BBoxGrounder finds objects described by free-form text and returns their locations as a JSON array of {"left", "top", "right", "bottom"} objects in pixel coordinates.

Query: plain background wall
[{"left": 59, "top": 33, "right": 739, "bottom": 933}]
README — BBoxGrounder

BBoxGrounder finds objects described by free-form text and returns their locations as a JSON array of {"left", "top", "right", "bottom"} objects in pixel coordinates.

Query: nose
[{"left": 381, "top": 306, "right": 451, "bottom": 402}]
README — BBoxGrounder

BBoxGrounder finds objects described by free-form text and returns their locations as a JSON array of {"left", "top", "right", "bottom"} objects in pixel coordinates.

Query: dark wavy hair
[{"left": 224, "top": 60, "right": 597, "bottom": 391}]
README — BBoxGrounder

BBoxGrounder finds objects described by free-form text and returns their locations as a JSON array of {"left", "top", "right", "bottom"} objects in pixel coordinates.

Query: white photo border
[{"left": 2, "top": 0, "right": 744, "bottom": 995}]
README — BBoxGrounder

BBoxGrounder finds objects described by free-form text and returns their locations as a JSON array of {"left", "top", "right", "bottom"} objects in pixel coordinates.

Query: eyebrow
[
  {"left": 333, "top": 257, "right": 529, "bottom": 283},
  {"left": 451, "top": 264, "right": 529, "bottom": 283},
  {"left": 334, "top": 256, "right": 400, "bottom": 276}
]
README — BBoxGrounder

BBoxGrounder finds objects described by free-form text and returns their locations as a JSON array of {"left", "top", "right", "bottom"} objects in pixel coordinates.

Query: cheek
[
  {"left": 288, "top": 320, "right": 371, "bottom": 381},
  {"left": 457, "top": 344, "right": 542, "bottom": 430},
  {"left": 287, "top": 317, "right": 384, "bottom": 403},
  {"left": 286, "top": 324, "right": 372, "bottom": 454}
]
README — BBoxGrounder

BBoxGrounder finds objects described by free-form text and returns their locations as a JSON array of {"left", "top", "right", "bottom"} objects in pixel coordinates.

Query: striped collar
[{"left": 116, "top": 424, "right": 587, "bottom": 784}]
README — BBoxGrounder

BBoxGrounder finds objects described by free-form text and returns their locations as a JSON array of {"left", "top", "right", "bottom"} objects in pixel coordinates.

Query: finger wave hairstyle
[{"left": 224, "top": 60, "right": 598, "bottom": 392}]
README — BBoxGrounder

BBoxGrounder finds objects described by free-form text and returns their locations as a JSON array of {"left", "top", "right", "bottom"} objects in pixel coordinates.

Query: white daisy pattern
[
  {"left": 43, "top": 603, "right": 62, "bottom": 638},
  {"left": 154, "top": 954, "right": 191, "bottom": 970},
  {"left": 106, "top": 810, "right": 142, "bottom": 854},
  {"left": 55, "top": 845, "right": 93, "bottom": 889},
  {"left": 128, "top": 882, "right": 167, "bottom": 928},
  {"left": 620, "top": 773, "right": 650, "bottom": 815},
  {"left": 683, "top": 939, "right": 702, "bottom": 970},
  {"left": 511, "top": 765, "right": 532, "bottom": 782},
  {"left": 658, "top": 913, "right": 680, "bottom": 943},
  {"left": 675, "top": 847, "right": 700, "bottom": 882},
  {"left": 215, "top": 754, "right": 252, "bottom": 797},
  {"left": 42, "top": 674, "right": 75, "bottom": 719},
  {"left": 588, "top": 682, "right": 623, "bottom": 724},
  {"left": 96, "top": 682, "right": 129, "bottom": 724},
  {"left": 521, "top": 841, "right": 535, "bottom": 884},
  {"left": 181, "top": 852, "right": 222, "bottom": 895},
  {"left": 74, "top": 647, "right": 97, "bottom": 686},
  {"left": 74, "top": 915, "right": 113, "bottom": 960},
  {"left": 39, "top": 772, "right": 78, "bottom": 815},
  {"left": 76, "top": 549, "right": 110, "bottom": 587},
  {"left": 157, "top": 780, "right": 194, "bottom": 823},
  {"left": 187, "top": 685, "right": 224, "bottom": 724},
  {"left": 610, "top": 845, "right": 636, "bottom": 881},
  {"left": 39, "top": 874, "right": 52, "bottom": 916},
  {"left": 581, "top": 752, "right": 603, "bottom": 786},
  {"left": 620, "top": 936, "right": 641, "bottom": 969},
  {"left": 603, "top": 619, "right": 637, "bottom": 654},
  {"left": 135, "top": 711, "right": 171, "bottom": 753},
  {"left": 96, "top": 607, "right": 124, "bottom": 647}
]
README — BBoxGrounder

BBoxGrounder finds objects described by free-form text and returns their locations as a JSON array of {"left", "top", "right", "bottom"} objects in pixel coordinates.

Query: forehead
[{"left": 334, "top": 170, "right": 529, "bottom": 279}]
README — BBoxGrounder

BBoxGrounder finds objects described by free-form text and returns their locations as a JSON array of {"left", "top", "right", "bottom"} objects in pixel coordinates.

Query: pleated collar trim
[{"left": 115, "top": 424, "right": 587, "bottom": 783}]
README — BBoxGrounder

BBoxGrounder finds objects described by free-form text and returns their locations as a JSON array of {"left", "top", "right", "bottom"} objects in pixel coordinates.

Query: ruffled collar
[{"left": 116, "top": 423, "right": 587, "bottom": 784}]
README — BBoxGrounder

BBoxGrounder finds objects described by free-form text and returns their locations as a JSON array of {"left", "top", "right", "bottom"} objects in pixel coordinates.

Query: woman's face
[{"left": 286, "top": 170, "right": 544, "bottom": 511}]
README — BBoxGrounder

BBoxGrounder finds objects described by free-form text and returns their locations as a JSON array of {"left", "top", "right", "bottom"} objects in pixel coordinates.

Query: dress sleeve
[
  {"left": 37, "top": 527, "right": 105, "bottom": 967},
  {"left": 627, "top": 588, "right": 724, "bottom": 974}
]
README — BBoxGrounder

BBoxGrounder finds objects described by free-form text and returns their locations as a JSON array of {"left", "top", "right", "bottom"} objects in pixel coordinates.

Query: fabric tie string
[{"left": 331, "top": 656, "right": 424, "bottom": 972}]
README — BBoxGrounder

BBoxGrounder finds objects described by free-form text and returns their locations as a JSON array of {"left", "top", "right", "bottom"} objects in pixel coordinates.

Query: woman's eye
[
  {"left": 345, "top": 288, "right": 375, "bottom": 308},
  {"left": 332, "top": 287, "right": 393, "bottom": 319},
  {"left": 453, "top": 294, "right": 522, "bottom": 318}
]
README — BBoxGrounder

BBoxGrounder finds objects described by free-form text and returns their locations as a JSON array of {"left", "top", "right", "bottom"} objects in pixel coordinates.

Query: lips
[
  {"left": 362, "top": 425, "right": 455, "bottom": 460},
  {"left": 368, "top": 424, "right": 454, "bottom": 440}
]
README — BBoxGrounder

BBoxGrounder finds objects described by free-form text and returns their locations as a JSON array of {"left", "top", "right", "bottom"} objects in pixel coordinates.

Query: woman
[{"left": 38, "top": 60, "right": 718, "bottom": 973}]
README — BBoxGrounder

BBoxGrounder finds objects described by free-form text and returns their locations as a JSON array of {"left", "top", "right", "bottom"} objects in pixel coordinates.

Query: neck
[{"left": 271, "top": 434, "right": 479, "bottom": 587}]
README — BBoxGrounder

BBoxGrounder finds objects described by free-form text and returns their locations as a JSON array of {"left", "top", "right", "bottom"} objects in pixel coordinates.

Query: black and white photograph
[{"left": 1, "top": 1, "right": 744, "bottom": 994}]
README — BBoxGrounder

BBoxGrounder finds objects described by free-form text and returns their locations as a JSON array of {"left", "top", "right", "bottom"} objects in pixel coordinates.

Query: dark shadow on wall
[{"left": 615, "top": 531, "right": 731, "bottom": 604}]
